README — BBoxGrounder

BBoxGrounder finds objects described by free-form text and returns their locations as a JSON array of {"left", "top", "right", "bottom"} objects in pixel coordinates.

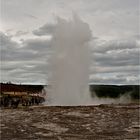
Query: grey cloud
[
  {"left": 89, "top": 74, "right": 139, "bottom": 85},
  {"left": 90, "top": 76, "right": 127, "bottom": 85},
  {"left": 85, "top": 0, "right": 138, "bottom": 11},
  {"left": 14, "top": 31, "right": 28, "bottom": 37},
  {"left": 92, "top": 39, "right": 139, "bottom": 53},
  {"left": 90, "top": 39, "right": 139, "bottom": 68},
  {"left": 1, "top": 30, "right": 139, "bottom": 85},
  {"left": 89, "top": 38, "right": 139, "bottom": 84},
  {"left": 2, "top": 70, "right": 46, "bottom": 85},
  {"left": 24, "top": 13, "right": 38, "bottom": 19},
  {"left": 22, "top": 38, "right": 52, "bottom": 51},
  {"left": 33, "top": 24, "right": 56, "bottom": 36},
  {"left": 0, "top": 32, "right": 18, "bottom": 49},
  {"left": 94, "top": 49, "right": 139, "bottom": 67},
  {"left": 0, "top": 32, "right": 21, "bottom": 61},
  {"left": 91, "top": 65, "right": 139, "bottom": 75},
  {"left": 1, "top": 31, "right": 50, "bottom": 84},
  {"left": 1, "top": 0, "right": 139, "bottom": 86},
  {"left": 1, "top": 32, "right": 51, "bottom": 62}
]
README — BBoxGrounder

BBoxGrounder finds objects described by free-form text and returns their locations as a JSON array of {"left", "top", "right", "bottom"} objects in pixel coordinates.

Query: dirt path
[{"left": 0, "top": 103, "right": 139, "bottom": 140}]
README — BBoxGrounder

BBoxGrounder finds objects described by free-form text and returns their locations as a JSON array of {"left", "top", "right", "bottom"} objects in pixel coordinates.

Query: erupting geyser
[{"left": 47, "top": 15, "right": 92, "bottom": 105}]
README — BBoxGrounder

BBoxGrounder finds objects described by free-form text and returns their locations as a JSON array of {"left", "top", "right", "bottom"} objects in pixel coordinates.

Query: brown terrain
[{"left": 0, "top": 103, "right": 139, "bottom": 140}]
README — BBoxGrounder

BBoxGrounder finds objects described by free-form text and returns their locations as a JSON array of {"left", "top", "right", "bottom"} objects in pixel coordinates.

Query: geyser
[{"left": 47, "top": 15, "right": 92, "bottom": 105}]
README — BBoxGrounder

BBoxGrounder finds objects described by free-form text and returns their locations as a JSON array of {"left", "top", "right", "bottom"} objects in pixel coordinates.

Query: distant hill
[
  {"left": 1, "top": 83, "right": 139, "bottom": 99},
  {"left": 0, "top": 83, "right": 44, "bottom": 93},
  {"left": 90, "top": 85, "right": 140, "bottom": 99}
]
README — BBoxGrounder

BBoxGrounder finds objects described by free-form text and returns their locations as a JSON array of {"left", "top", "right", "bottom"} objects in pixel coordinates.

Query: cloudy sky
[{"left": 0, "top": 0, "right": 139, "bottom": 85}]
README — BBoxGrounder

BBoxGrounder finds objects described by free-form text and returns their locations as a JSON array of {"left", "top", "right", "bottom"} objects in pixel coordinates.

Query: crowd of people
[{"left": 0, "top": 95, "right": 45, "bottom": 108}]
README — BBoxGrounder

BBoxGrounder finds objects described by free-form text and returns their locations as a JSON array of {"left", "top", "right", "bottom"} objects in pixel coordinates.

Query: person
[
  {"left": 3, "top": 95, "right": 10, "bottom": 107},
  {"left": 11, "top": 97, "right": 20, "bottom": 108}
]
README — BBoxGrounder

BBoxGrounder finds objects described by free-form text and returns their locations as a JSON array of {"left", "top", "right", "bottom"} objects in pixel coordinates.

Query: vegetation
[{"left": 90, "top": 85, "right": 140, "bottom": 99}]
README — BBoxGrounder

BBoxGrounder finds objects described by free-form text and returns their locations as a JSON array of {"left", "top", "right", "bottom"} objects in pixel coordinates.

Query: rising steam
[
  {"left": 46, "top": 15, "right": 92, "bottom": 105},
  {"left": 44, "top": 15, "right": 132, "bottom": 106}
]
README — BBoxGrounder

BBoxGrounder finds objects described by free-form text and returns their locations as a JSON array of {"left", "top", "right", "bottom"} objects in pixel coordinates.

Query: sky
[{"left": 0, "top": 0, "right": 140, "bottom": 85}]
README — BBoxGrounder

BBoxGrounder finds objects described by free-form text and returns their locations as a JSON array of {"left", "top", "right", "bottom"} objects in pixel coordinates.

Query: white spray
[{"left": 46, "top": 15, "right": 92, "bottom": 105}]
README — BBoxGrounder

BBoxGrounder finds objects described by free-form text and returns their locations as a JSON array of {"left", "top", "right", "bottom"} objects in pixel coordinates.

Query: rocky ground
[{"left": 0, "top": 103, "right": 140, "bottom": 140}]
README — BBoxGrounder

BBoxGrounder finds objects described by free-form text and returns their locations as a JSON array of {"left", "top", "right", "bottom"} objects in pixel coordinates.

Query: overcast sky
[{"left": 0, "top": 0, "right": 140, "bottom": 85}]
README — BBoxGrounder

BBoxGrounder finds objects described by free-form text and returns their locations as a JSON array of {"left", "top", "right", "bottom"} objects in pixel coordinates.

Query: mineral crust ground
[{"left": 0, "top": 103, "right": 139, "bottom": 140}]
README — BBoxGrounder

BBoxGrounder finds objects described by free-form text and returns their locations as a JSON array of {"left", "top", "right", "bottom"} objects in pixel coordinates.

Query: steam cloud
[
  {"left": 44, "top": 15, "right": 132, "bottom": 106},
  {"left": 46, "top": 15, "right": 92, "bottom": 105}
]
